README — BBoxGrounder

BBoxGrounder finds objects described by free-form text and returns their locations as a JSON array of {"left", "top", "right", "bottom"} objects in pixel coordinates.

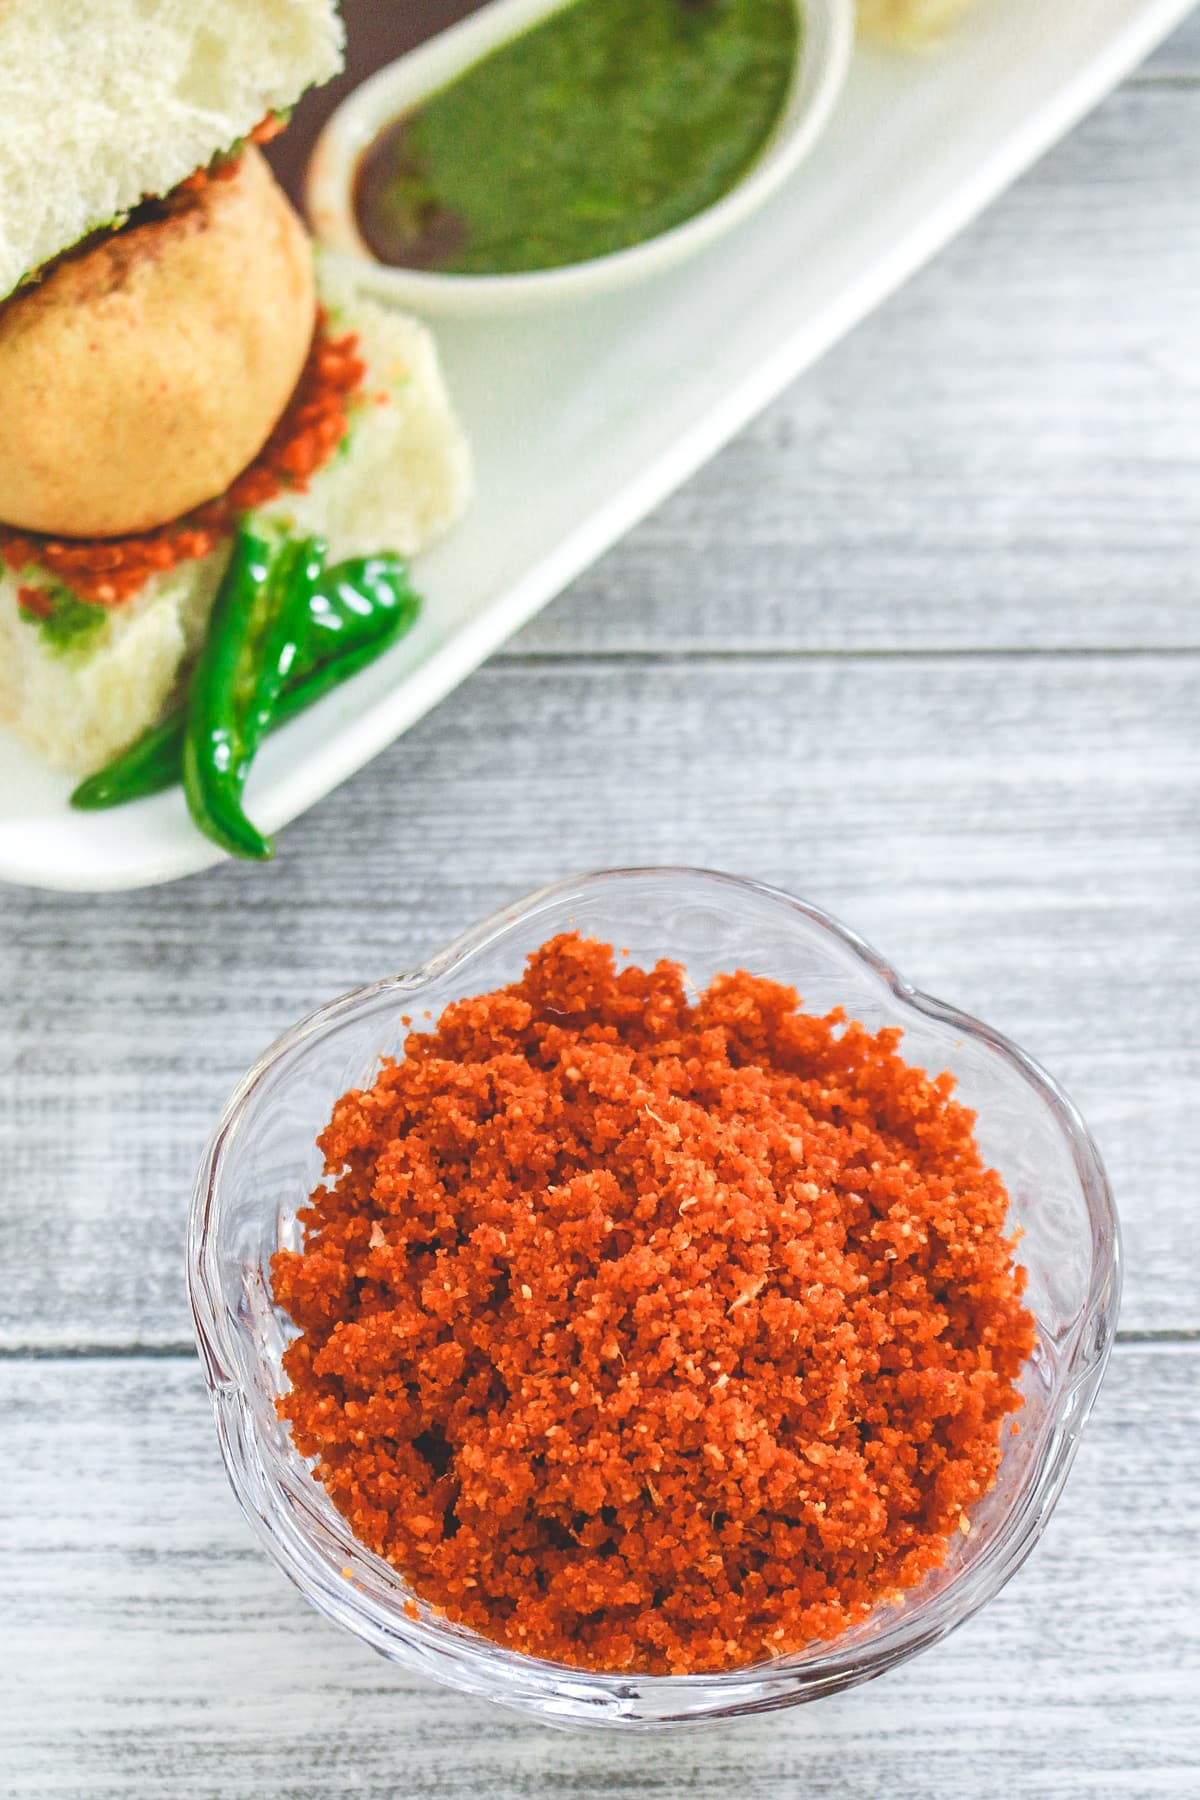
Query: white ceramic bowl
[{"left": 306, "top": 0, "right": 855, "bottom": 315}]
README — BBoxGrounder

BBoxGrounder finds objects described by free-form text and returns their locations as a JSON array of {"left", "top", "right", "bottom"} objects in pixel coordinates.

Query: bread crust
[{"left": 0, "top": 147, "right": 315, "bottom": 537}]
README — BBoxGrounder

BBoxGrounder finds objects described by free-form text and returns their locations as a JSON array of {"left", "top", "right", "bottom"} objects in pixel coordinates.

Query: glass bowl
[{"left": 188, "top": 867, "right": 1120, "bottom": 1730}]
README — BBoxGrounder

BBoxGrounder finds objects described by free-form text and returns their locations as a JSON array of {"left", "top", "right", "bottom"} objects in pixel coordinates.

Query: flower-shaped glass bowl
[{"left": 188, "top": 868, "right": 1119, "bottom": 1729}]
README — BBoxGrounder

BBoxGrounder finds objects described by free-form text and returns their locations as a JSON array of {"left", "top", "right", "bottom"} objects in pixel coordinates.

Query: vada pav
[{"left": 0, "top": 0, "right": 470, "bottom": 776}]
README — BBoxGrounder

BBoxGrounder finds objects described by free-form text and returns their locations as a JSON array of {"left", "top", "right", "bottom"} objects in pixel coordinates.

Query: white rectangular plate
[{"left": 1, "top": 0, "right": 1193, "bottom": 891}]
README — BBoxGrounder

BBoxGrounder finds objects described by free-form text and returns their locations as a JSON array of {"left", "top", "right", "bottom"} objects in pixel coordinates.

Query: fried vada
[{"left": 0, "top": 149, "right": 315, "bottom": 538}]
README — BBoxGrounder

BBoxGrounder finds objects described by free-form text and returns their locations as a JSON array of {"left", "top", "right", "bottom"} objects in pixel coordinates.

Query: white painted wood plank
[
  {"left": 0, "top": 27, "right": 1194, "bottom": 1800},
  {"left": 1142, "top": 2, "right": 1200, "bottom": 68},
  {"left": 2, "top": 653, "right": 1196, "bottom": 1346},
  {"left": 513, "top": 84, "right": 1200, "bottom": 656},
  {"left": 2, "top": 34, "right": 1198, "bottom": 1800},
  {"left": 1, "top": 1344, "right": 1195, "bottom": 1799}
]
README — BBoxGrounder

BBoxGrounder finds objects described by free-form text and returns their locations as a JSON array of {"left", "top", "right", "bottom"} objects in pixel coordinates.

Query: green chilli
[
  {"left": 70, "top": 542, "right": 420, "bottom": 830},
  {"left": 180, "top": 521, "right": 285, "bottom": 861}
]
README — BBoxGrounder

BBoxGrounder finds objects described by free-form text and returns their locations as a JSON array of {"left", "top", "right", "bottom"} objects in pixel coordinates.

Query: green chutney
[{"left": 353, "top": 0, "right": 801, "bottom": 276}]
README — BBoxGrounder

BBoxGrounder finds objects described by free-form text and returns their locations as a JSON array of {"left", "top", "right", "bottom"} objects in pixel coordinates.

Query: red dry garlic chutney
[
  {"left": 273, "top": 933, "right": 1035, "bottom": 1675},
  {"left": 176, "top": 113, "right": 287, "bottom": 192},
  {"left": 2, "top": 308, "right": 366, "bottom": 609}
]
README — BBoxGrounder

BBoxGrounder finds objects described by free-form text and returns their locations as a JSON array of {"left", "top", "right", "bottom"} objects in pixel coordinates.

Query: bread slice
[
  {"left": 0, "top": 0, "right": 343, "bottom": 301},
  {"left": 0, "top": 281, "right": 472, "bottom": 775}
]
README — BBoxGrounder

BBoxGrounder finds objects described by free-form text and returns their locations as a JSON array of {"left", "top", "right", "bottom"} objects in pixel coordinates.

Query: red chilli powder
[{"left": 272, "top": 932, "right": 1035, "bottom": 1675}]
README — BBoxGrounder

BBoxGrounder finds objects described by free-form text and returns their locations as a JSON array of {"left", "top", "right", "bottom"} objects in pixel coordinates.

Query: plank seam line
[
  {"left": 0, "top": 1343, "right": 198, "bottom": 1361},
  {"left": 490, "top": 646, "right": 1200, "bottom": 670},
  {"left": 1127, "top": 70, "right": 1200, "bottom": 86}
]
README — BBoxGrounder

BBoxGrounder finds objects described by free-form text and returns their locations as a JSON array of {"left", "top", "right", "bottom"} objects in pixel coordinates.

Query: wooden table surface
[{"left": 3, "top": 15, "right": 1199, "bottom": 1798}]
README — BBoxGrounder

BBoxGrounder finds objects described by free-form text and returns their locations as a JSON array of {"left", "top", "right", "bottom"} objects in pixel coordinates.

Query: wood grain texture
[
  {"left": 1, "top": 656, "right": 1197, "bottom": 1346},
  {"left": 1142, "top": 3, "right": 1200, "bottom": 72},
  {"left": 513, "top": 83, "right": 1200, "bottom": 656},
  {"left": 3, "top": 19, "right": 1200, "bottom": 1797},
  {"left": 1, "top": 1344, "right": 1196, "bottom": 1799}
]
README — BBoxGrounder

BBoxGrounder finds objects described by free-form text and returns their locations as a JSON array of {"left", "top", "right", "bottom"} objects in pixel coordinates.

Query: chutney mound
[{"left": 273, "top": 933, "right": 1034, "bottom": 1675}]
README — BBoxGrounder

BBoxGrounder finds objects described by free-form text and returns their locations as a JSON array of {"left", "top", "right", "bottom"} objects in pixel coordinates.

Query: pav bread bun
[
  {"left": 0, "top": 147, "right": 315, "bottom": 538},
  {"left": 0, "top": 0, "right": 343, "bottom": 304}
]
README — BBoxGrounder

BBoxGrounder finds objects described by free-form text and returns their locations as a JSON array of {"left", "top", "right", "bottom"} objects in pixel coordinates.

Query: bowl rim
[
  {"left": 188, "top": 866, "right": 1121, "bottom": 1725},
  {"left": 304, "top": 0, "right": 856, "bottom": 315}
]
